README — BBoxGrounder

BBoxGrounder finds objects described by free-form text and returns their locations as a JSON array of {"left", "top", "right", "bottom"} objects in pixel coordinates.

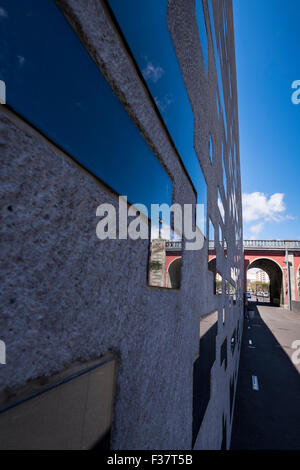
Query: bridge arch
[
  {"left": 247, "top": 257, "right": 284, "bottom": 305},
  {"left": 166, "top": 257, "right": 181, "bottom": 289},
  {"left": 208, "top": 257, "right": 216, "bottom": 274},
  {"left": 208, "top": 257, "right": 220, "bottom": 295}
]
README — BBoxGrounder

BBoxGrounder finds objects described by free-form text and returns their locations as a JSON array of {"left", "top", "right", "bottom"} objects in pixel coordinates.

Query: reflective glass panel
[
  {"left": 0, "top": 0, "right": 172, "bottom": 213},
  {"left": 195, "top": 0, "right": 209, "bottom": 77},
  {"left": 108, "top": 0, "right": 207, "bottom": 232},
  {"left": 208, "top": 0, "right": 227, "bottom": 139}
]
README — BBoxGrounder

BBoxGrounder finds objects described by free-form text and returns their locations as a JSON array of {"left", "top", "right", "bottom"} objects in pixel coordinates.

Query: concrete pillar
[
  {"left": 285, "top": 249, "right": 292, "bottom": 310},
  {"left": 282, "top": 267, "right": 287, "bottom": 307},
  {"left": 289, "top": 253, "right": 296, "bottom": 301}
]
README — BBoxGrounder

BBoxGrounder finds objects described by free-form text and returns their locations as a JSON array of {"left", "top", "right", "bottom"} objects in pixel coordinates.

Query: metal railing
[
  {"left": 155, "top": 239, "right": 300, "bottom": 251},
  {"left": 243, "top": 240, "right": 300, "bottom": 250},
  {"left": 165, "top": 241, "right": 182, "bottom": 250}
]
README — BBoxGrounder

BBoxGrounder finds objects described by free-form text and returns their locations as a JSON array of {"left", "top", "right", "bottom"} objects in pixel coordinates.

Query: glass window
[
  {"left": 108, "top": 0, "right": 207, "bottom": 233},
  {"left": 216, "top": 91, "right": 220, "bottom": 116},
  {"left": 195, "top": 0, "right": 209, "bottom": 77},
  {"left": 0, "top": 0, "right": 172, "bottom": 213},
  {"left": 208, "top": 0, "right": 227, "bottom": 140},
  {"left": 209, "top": 135, "right": 213, "bottom": 164}
]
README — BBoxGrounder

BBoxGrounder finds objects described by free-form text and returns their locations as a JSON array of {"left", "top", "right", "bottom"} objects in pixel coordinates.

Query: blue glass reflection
[
  {"left": 195, "top": 0, "right": 209, "bottom": 77},
  {"left": 0, "top": 0, "right": 172, "bottom": 213},
  {"left": 208, "top": 0, "right": 228, "bottom": 140},
  {"left": 222, "top": 143, "right": 227, "bottom": 197},
  {"left": 108, "top": 0, "right": 207, "bottom": 233},
  {"left": 209, "top": 136, "right": 213, "bottom": 163}
]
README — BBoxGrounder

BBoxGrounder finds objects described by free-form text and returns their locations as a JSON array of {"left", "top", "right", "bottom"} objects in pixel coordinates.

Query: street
[
  {"left": 231, "top": 303, "right": 300, "bottom": 449},
  {"left": 248, "top": 294, "right": 270, "bottom": 303}
]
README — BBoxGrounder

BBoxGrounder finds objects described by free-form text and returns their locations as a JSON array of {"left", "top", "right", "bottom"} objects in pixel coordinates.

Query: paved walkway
[{"left": 230, "top": 303, "right": 300, "bottom": 450}]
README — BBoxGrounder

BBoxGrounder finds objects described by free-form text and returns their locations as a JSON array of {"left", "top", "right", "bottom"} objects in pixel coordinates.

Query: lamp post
[{"left": 284, "top": 248, "right": 291, "bottom": 310}]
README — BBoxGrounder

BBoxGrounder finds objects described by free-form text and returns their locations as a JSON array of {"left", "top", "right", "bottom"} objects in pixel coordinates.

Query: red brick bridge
[{"left": 164, "top": 239, "right": 300, "bottom": 308}]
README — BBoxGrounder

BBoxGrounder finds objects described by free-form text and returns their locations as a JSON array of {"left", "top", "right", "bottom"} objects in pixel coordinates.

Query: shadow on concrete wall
[{"left": 192, "top": 316, "right": 218, "bottom": 448}]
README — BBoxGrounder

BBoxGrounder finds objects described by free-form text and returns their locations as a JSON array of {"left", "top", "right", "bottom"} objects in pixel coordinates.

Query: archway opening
[
  {"left": 208, "top": 258, "right": 220, "bottom": 295},
  {"left": 247, "top": 258, "right": 283, "bottom": 306},
  {"left": 247, "top": 267, "right": 270, "bottom": 302},
  {"left": 166, "top": 257, "right": 181, "bottom": 289},
  {"left": 208, "top": 257, "right": 216, "bottom": 276}
]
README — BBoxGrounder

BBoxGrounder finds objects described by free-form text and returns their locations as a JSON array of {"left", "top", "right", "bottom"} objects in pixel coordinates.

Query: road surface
[{"left": 231, "top": 303, "right": 300, "bottom": 449}]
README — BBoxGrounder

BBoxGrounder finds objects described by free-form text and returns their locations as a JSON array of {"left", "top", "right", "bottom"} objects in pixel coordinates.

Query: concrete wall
[{"left": 0, "top": 0, "right": 243, "bottom": 449}]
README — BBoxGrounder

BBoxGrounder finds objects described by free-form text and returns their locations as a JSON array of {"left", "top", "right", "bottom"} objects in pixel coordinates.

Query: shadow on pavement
[{"left": 230, "top": 302, "right": 300, "bottom": 450}]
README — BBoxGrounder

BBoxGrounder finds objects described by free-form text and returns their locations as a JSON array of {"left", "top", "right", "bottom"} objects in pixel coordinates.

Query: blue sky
[{"left": 233, "top": 0, "right": 300, "bottom": 240}]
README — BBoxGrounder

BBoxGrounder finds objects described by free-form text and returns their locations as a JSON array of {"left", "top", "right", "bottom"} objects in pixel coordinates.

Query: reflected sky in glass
[
  {"left": 195, "top": 0, "right": 209, "bottom": 77},
  {"left": 108, "top": 0, "right": 207, "bottom": 233},
  {"left": 208, "top": 0, "right": 228, "bottom": 140},
  {"left": 208, "top": 218, "right": 215, "bottom": 250},
  {"left": 0, "top": 0, "right": 172, "bottom": 214},
  {"left": 209, "top": 135, "right": 213, "bottom": 163}
]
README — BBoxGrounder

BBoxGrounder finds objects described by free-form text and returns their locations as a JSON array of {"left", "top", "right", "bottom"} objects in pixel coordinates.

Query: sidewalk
[{"left": 230, "top": 303, "right": 300, "bottom": 450}]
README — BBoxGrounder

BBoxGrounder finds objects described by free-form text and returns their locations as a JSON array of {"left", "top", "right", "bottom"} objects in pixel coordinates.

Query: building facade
[
  {"left": 256, "top": 270, "right": 268, "bottom": 283},
  {"left": 0, "top": 0, "right": 243, "bottom": 449}
]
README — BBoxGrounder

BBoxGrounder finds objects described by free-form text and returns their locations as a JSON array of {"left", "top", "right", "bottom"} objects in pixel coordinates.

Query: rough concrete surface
[{"left": 0, "top": 0, "right": 243, "bottom": 449}]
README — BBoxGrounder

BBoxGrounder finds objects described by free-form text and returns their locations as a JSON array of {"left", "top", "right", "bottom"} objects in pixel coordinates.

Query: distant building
[{"left": 256, "top": 269, "right": 269, "bottom": 284}]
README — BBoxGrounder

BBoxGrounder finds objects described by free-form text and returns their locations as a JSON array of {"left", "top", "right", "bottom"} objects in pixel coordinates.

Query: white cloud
[
  {"left": 151, "top": 222, "right": 181, "bottom": 241},
  {"left": 0, "top": 7, "right": 7, "bottom": 18},
  {"left": 142, "top": 61, "right": 164, "bottom": 83},
  {"left": 17, "top": 55, "right": 25, "bottom": 67},
  {"left": 154, "top": 94, "right": 173, "bottom": 112},
  {"left": 242, "top": 192, "right": 286, "bottom": 223},
  {"left": 249, "top": 222, "right": 264, "bottom": 235}
]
